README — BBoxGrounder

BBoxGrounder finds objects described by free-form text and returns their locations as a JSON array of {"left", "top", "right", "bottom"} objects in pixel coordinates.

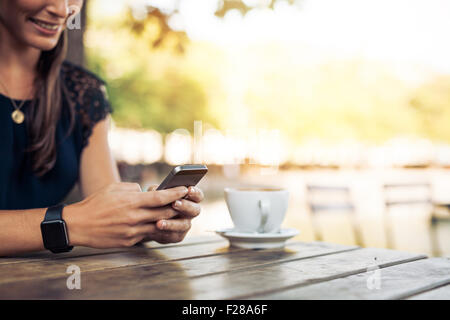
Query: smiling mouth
[{"left": 29, "top": 17, "right": 61, "bottom": 31}]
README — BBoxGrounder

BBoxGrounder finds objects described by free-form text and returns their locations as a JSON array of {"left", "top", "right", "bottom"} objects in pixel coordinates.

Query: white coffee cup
[{"left": 224, "top": 187, "right": 289, "bottom": 233}]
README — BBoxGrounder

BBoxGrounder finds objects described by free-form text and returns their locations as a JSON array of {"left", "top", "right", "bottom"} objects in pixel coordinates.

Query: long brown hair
[{"left": 26, "top": 30, "right": 75, "bottom": 177}]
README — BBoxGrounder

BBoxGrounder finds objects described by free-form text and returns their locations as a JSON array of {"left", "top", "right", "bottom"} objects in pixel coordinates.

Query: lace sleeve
[
  {"left": 77, "top": 83, "right": 113, "bottom": 148},
  {"left": 61, "top": 61, "right": 114, "bottom": 149},
  {"left": 61, "top": 61, "right": 113, "bottom": 149}
]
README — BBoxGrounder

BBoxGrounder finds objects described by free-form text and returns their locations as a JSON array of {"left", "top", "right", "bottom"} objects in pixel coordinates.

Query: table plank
[
  {"left": 0, "top": 241, "right": 356, "bottom": 299},
  {"left": 0, "top": 235, "right": 222, "bottom": 265},
  {"left": 101, "top": 247, "right": 422, "bottom": 300},
  {"left": 0, "top": 240, "right": 241, "bottom": 284},
  {"left": 407, "top": 284, "right": 450, "bottom": 300},
  {"left": 252, "top": 257, "right": 450, "bottom": 299}
]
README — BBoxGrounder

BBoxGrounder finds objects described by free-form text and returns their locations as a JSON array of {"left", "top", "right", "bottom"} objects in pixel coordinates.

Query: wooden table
[{"left": 0, "top": 236, "right": 449, "bottom": 299}]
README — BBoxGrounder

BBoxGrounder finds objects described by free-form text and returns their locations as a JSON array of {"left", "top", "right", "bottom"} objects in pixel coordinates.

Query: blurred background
[{"left": 65, "top": 0, "right": 450, "bottom": 257}]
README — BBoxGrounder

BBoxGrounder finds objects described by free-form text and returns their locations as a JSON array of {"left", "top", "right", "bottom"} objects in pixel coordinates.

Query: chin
[{"left": 26, "top": 35, "right": 62, "bottom": 52}]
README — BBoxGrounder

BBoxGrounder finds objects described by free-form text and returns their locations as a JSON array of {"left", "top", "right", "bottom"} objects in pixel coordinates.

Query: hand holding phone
[{"left": 152, "top": 165, "right": 207, "bottom": 224}]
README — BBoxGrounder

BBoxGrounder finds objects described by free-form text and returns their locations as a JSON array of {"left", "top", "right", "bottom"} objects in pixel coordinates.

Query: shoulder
[
  {"left": 60, "top": 60, "right": 112, "bottom": 114},
  {"left": 60, "top": 61, "right": 110, "bottom": 105},
  {"left": 61, "top": 60, "right": 107, "bottom": 90}
]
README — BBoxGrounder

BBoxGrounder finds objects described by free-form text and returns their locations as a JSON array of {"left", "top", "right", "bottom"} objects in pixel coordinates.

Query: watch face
[{"left": 41, "top": 221, "right": 69, "bottom": 249}]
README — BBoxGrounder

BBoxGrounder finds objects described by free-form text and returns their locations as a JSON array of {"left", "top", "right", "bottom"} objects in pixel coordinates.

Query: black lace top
[{"left": 0, "top": 61, "right": 113, "bottom": 210}]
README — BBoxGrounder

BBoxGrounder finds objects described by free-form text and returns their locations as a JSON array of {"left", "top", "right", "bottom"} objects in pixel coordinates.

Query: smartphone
[{"left": 156, "top": 164, "right": 208, "bottom": 190}]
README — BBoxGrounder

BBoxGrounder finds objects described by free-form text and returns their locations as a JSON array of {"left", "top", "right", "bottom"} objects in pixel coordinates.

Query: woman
[{"left": 0, "top": 0, "right": 203, "bottom": 256}]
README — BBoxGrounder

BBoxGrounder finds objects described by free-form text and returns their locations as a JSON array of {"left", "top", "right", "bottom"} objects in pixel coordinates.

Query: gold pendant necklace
[
  {"left": 11, "top": 109, "right": 25, "bottom": 124},
  {"left": 0, "top": 78, "right": 32, "bottom": 124}
]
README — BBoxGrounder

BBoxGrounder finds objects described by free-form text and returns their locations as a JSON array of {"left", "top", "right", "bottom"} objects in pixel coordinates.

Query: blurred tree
[
  {"left": 408, "top": 76, "right": 450, "bottom": 140},
  {"left": 68, "top": 0, "right": 303, "bottom": 64},
  {"left": 126, "top": 0, "right": 303, "bottom": 52},
  {"left": 215, "top": 0, "right": 300, "bottom": 16},
  {"left": 86, "top": 0, "right": 306, "bottom": 133},
  {"left": 89, "top": 59, "right": 212, "bottom": 133},
  {"left": 80, "top": 0, "right": 306, "bottom": 133}
]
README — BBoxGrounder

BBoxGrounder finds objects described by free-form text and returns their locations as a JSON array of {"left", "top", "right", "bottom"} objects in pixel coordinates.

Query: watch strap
[{"left": 45, "top": 204, "right": 66, "bottom": 221}]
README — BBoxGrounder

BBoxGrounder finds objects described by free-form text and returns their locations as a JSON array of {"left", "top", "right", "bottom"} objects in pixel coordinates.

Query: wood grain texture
[
  {"left": 407, "top": 284, "right": 450, "bottom": 300},
  {"left": 252, "top": 257, "right": 449, "bottom": 300},
  {"left": 0, "top": 235, "right": 435, "bottom": 300},
  {"left": 0, "top": 241, "right": 356, "bottom": 299},
  {"left": 0, "top": 240, "right": 240, "bottom": 284},
  {"left": 131, "top": 248, "right": 423, "bottom": 300},
  {"left": 0, "top": 235, "right": 223, "bottom": 265}
]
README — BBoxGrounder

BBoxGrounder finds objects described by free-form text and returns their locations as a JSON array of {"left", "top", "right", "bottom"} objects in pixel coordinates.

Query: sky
[{"left": 93, "top": 0, "right": 450, "bottom": 75}]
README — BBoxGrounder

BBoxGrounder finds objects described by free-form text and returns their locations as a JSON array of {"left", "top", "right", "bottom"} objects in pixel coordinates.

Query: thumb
[{"left": 146, "top": 184, "right": 158, "bottom": 192}]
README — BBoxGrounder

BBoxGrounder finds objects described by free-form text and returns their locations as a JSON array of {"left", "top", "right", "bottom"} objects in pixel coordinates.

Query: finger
[
  {"left": 156, "top": 218, "right": 191, "bottom": 232},
  {"left": 109, "top": 182, "right": 142, "bottom": 192},
  {"left": 131, "top": 223, "right": 157, "bottom": 237},
  {"left": 126, "top": 207, "right": 179, "bottom": 224},
  {"left": 152, "top": 229, "right": 186, "bottom": 244},
  {"left": 133, "top": 186, "right": 188, "bottom": 208},
  {"left": 172, "top": 199, "right": 201, "bottom": 218},
  {"left": 146, "top": 184, "right": 158, "bottom": 192},
  {"left": 185, "top": 186, "right": 204, "bottom": 203},
  {"left": 139, "top": 231, "right": 180, "bottom": 245}
]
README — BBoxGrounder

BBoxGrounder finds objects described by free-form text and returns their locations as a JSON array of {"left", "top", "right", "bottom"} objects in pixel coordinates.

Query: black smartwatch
[{"left": 40, "top": 204, "right": 73, "bottom": 253}]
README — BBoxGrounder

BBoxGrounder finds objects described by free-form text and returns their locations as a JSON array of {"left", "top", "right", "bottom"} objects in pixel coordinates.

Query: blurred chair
[
  {"left": 306, "top": 185, "right": 364, "bottom": 246},
  {"left": 382, "top": 182, "right": 442, "bottom": 255}
]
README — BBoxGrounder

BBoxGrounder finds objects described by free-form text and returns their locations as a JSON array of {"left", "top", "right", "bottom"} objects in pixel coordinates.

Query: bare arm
[
  {"left": 0, "top": 185, "right": 196, "bottom": 257},
  {"left": 79, "top": 115, "right": 121, "bottom": 198},
  {"left": 0, "top": 205, "right": 81, "bottom": 256},
  {"left": 0, "top": 208, "right": 46, "bottom": 256}
]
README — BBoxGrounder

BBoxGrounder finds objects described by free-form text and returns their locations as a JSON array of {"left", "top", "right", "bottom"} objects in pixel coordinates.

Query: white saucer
[{"left": 215, "top": 228, "right": 300, "bottom": 249}]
